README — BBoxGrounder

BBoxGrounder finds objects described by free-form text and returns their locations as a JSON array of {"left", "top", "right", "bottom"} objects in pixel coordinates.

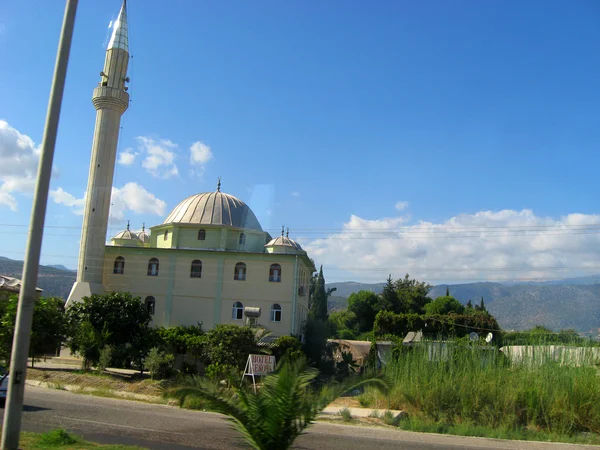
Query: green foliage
[
  {"left": 382, "top": 410, "right": 397, "bottom": 426},
  {"left": 203, "top": 324, "right": 258, "bottom": 371},
  {"left": 165, "top": 358, "right": 387, "bottom": 450},
  {"left": 272, "top": 335, "right": 304, "bottom": 363},
  {"left": 328, "top": 309, "right": 358, "bottom": 338},
  {"left": 145, "top": 347, "right": 174, "bottom": 380},
  {"left": 374, "top": 311, "right": 424, "bottom": 336},
  {"left": 97, "top": 345, "right": 113, "bottom": 372},
  {"left": 0, "top": 295, "right": 65, "bottom": 366},
  {"left": 424, "top": 296, "right": 465, "bottom": 315},
  {"left": 384, "top": 343, "right": 600, "bottom": 436},
  {"left": 205, "top": 362, "right": 238, "bottom": 386},
  {"left": 394, "top": 274, "right": 432, "bottom": 315},
  {"left": 335, "top": 351, "right": 358, "bottom": 379},
  {"left": 310, "top": 266, "right": 328, "bottom": 320},
  {"left": 502, "top": 326, "right": 598, "bottom": 346},
  {"left": 302, "top": 316, "right": 330, "bottom": 369},
  {"left": 379, "top": 275, "right": 400, "bottom": 313},
  {"left": 158, "top": 324, "right": 204, "bottom": 355},
  {"left": 347, "top": 290, "right": 380, "bottom": 332},
  {"left": 66, "top": 292, "right": 154, "bottom": 370},
  {"left": 38, "top": 429, "right": 79, "bottom": 445},
  {"left": 339, "top": 407, "right": 352, "bottom": 422}
]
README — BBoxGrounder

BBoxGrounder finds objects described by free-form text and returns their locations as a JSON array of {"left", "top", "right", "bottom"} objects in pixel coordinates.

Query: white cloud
[
  {"left": 190, "top": 141, "right": 213, "bottom": 166},
  {"left": 0, "top": 120, "right": 41, "bottom": 210},
  {"left": 303, "top": 207, "right": 600, "bottom": 283},
  {"left": 291, "top": 191, "right": 301, "bottom": 198},
  {"left": 109, "top": 182, "right": 167, "bottom": 221},
  {"left": 51, "top": 182, "right": 167, "bottom": 223},
  {"left": 395, "top": 201, "right": 409, "bottom": 211},
  {"left": 136, "top": 136, "right": 179, "bottom": 179},
  {"left": 50, "top": 187, "right": 85, "bottom": 215},
  {"left": 118, "top": 148, "right": 138, "bottom": 166}
]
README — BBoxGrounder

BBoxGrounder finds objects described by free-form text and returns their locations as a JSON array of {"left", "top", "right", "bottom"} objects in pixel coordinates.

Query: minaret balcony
[{"left": 92, "top": 86, "right": 129, "bottom": 113}]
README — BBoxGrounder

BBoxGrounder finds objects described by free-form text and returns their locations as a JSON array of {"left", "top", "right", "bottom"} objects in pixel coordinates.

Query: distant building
[
  {"left": 66, "top": 1, "right": 315, "bottom": 338},
  {"left": 0, "top": 275, "right": 42, "bottom": 301}
]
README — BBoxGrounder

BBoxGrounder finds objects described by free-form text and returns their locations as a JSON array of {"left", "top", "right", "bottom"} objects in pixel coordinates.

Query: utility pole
[{"left": 1, "top": 1, "right": 78, "bottom": 449}]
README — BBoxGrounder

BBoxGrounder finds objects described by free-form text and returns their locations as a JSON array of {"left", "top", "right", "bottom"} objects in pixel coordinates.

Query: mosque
[{"left": 66, "top": 1, "right": 314, "bottom": 338}]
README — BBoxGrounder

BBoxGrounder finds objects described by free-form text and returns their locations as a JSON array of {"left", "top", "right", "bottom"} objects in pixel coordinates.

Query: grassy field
[
  {"left": 18, "top": 429, "right": 145, "bottom": 449},
  {"left": 359, "top": 342, "right": 600, "bottom": 443}
]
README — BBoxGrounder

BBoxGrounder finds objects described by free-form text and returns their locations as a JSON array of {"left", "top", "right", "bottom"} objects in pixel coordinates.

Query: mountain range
[{"left": 1, "top": 256, "right": 598, "bottom": 332}]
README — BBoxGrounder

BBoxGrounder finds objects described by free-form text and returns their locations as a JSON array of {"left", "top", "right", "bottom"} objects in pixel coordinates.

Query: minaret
[{"left": 67, "top": 1, "right": 130, "bottom": 305}]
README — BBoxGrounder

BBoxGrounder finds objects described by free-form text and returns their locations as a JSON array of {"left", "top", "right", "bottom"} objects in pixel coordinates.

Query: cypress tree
[
  {"left": 311, "top": 265, "right": 328, "bottom": 321},
  {"left": 445, "top": 286, "right": 450, "bottom": 297},
  {"left": 479, "top": 297, "right": 486, "bottom": 312}
]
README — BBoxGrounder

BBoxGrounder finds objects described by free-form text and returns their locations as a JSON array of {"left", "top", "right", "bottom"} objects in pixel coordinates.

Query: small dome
[
  {"left": 137, "top": 224, "right": 150, "bottom": 244},
  {"left": 265, "top": 236, "right": 303, "bottom": 251},
  {"left": 111, "top": 222, "right": 142, "bottom": 244},
  {"left": 163, "top": 184, "right": 262, "bottom": 231}
]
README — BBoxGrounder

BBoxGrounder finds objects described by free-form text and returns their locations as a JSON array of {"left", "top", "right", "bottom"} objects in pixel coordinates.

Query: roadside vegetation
[
  {"left": 19, "top": 429, "right": 145, "bottom": 449},
  {"left": 2, "top": 269, "right": 600, "bottom": 446},
  {"left": 357, "top": 342, "right": 600, "bottom": 442}
]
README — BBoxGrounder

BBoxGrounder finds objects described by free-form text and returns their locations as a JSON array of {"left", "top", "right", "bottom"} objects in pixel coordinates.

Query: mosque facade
[{"left": 67, "top": 1, "right": 314, "bottom": 337}]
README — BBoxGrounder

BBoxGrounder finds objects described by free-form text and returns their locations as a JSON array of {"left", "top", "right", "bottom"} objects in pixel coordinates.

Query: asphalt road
[{"left": 0, "top": 386, "right": 597, "bottom": 450}]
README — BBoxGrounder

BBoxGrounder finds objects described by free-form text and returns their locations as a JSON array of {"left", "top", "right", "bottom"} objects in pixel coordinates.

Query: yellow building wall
[
  {"left": 170, "top": 295, "right": 215, "bottom": 328},
  {"left": 175, "top": 227, "right": 222, "bottom": 250},
  {"left": 103, "top": 245, "right": 315, "bottom": 336}
]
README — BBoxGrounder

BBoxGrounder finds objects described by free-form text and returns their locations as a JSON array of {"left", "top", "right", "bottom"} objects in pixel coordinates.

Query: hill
[
  {"left": 326, "top": 278, "right": 600, "bottom": 332},
  {"left": 0, "top": 256, "right": 76, "bottom": 299}
]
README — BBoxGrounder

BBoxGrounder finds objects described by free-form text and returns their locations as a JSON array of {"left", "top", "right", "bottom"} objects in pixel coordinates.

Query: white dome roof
[
  {"left": 163, "top": 189, "right": 262, "bottom": 231},
  {"left": 265, "top": 235, "right": 303, "bottom": 251}
]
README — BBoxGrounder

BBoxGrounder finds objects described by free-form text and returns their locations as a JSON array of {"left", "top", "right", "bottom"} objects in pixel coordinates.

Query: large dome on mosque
[{"left": 162, "top": 184, "right": 263, "bottom": 231}]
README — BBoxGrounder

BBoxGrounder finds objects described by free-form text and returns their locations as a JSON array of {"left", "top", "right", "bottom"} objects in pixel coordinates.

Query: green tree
[
  {"left": 379, "top": 274, "right": 400, "bottom": 313},
  {"left": 310, "top": 266, "right": 328, "bottom": 320},
  {"left": 394, "top": 274, "right": 432, "bottom": 314},
  {"left": 166, "top": 358, "right": 386, "bottom": 450},
  {"left": 328, "top": 309, "right": 358, "bottom": 339},
  {"left": 65, "top": 292, "right": 153, "bottom": 370},
  {"left": 424, "top": 296, "right": 465, "bottom": 316},
  {"left": 347, "top": 291, "right": 380, "bottom": 332},
  {"left": 202, "top": 324, "right": 258, "bottom": 372},
  {"left": 0, "top": 296, "right": 66, "bottom": 366},
  {"left": 30, "top": 297, "right": 66, "bottom": 366}
]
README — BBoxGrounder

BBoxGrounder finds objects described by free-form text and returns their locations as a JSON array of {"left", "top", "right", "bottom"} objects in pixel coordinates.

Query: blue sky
[{"left": 1, "top": 0, "right": 599, "bottom": 283}]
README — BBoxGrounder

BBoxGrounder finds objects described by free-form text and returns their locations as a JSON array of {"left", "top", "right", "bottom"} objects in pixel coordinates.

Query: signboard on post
[{"left": 242, "top": 354, "right": 276, "bottom": 392}]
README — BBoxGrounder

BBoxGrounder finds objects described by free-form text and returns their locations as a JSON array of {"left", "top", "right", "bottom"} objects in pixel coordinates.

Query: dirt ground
[{"left": 26, "top": 368, "right": 163, "bottom": 397}]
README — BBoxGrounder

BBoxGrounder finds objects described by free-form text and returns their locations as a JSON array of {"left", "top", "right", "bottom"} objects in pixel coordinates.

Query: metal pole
[{"left": 1, "top": 1, "right": 78, "bottom": 448}]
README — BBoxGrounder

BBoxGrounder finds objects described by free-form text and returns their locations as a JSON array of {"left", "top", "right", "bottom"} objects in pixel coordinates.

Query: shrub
[
  {"left": 97, "top": 345, "right": 113, "bottom": 372},
  {"left": 145, "top": 347, "right": 174, "bottom": 380},
  {"left": 38, "top": 429, "right": 78, "bottom": 445},
  {"left": 382, "top": 410, "right": 397, "bottom": 426},
  {"left": 339, "top": 408, "right": 352, "bottom": 422}
]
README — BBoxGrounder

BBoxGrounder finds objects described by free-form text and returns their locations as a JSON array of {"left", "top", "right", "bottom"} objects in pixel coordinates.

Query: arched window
[
  {"left": 234, "top": 262, "right": 246, "bottom": 280},
  {"left": 145, "top": 296, "right": 156, "bottom": 315},
  {"left": 269, "top": 264, "right": 282, "bottom": 282},
  {"left": 163, "top": 230, "right": 169, "bottom": 241},
  {"left": 147, "top": 258, "right": 159, "bottom": 276},
  {"left": 232, "top": 301, "right": 244, "bottom": 320},
  {"left": 239, "top": 233, "right": 246, "bottom": 245},
  {"left": 113, "top": 256, "right": 125, "bottom": 275},
  {"left": 197, "top": 229, "right": 206, "bottom": 240},
  {"left": 190, "top": 260, "right": 202, "bottom": 278},
  {"left": 270, "top": 304, "right": 282, "bottom": 322}
]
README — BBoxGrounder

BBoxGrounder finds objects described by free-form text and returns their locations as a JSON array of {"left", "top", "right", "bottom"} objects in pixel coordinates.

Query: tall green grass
[{"left": 363, "top": 342, "right": 600, "bottom": 436}]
